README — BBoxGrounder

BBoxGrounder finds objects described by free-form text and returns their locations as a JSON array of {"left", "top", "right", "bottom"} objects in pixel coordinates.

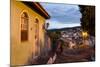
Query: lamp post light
[{"left": 82, "top": 31, "right": 88, "bottom": 45}]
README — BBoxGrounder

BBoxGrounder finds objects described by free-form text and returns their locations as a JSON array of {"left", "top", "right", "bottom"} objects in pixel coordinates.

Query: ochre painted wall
[{"left": 11, "top": 0, "right": 46, "bottom": 65}]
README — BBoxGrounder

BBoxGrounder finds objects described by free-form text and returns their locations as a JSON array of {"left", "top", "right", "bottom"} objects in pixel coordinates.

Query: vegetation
[
  {"left": 47, "top": 31, "right": 61, "bottom": 42},
  {"left": 79, "top": 5, "right": 95, "bottom": 36}
]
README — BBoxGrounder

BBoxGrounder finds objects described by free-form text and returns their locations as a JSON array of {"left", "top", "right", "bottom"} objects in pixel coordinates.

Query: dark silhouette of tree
[
  {"left": 79, "top": 5, "right": 95, "bottom": 36},
  {"left": 47, "top": 31, "right": 61, "bottom": 42}
]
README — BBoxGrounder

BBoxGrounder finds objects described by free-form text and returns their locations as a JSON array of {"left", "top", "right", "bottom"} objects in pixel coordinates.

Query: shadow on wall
[{"left": 26, "top": 39, "right": 49, "bottom": 65}]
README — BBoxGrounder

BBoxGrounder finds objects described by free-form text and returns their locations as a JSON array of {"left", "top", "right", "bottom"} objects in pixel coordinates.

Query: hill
[{"left": 47, "top": 26, "right": 81, "bottom": 32}]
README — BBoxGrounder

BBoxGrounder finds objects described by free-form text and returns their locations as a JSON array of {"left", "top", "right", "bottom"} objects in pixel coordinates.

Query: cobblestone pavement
[
  {"left": 29, "top": 46, "right": 95, "bottom": 65},
  {"left": 54, "top": 47, "right": 95, "bottom": 64}
]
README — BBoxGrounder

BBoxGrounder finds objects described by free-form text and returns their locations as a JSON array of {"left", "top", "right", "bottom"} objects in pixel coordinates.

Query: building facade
[{"left": 11, "top": 0, "right": 50, "bottom": 65}]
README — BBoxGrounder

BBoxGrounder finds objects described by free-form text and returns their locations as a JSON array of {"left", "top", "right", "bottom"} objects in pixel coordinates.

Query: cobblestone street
[
  {"left": 29, "top": 46, "right": 95, "bottom": 65},
  {"left": 54, "top": 47, "right": 95, "bottom": 64}
]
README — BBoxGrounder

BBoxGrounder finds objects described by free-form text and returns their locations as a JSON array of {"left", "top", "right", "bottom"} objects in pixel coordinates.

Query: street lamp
[
  {"left": 82, "top": 31, "right": 88, "bottom": 38},
  {"left": 82, "top": 31, "right": 88, "bottom": 45}
]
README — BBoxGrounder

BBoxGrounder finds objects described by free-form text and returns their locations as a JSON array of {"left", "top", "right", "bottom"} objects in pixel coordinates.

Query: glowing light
[{"left": 82, "top": 31, "right": 88, "bottom": 38}]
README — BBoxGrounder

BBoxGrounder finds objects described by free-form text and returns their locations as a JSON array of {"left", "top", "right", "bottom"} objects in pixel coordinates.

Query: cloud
[
  {"left": 40, "top": 2, "right": 81, "bottom": 29},
  {"left": 46, "top": 20, "right": 80, "bottom": 29}
]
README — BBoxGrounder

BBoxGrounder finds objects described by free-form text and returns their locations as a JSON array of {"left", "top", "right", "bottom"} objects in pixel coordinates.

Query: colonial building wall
[{"left": 11, "top": 0, "right": 46, "bottom": 65}]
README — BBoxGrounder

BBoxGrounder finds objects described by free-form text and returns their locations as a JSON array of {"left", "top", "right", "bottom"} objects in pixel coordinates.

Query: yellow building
[{"left": 11, "top": 0, "right": 50, "bottom": 66}]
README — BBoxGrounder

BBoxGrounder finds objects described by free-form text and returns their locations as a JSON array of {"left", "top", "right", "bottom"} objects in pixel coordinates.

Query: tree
[{"left": 79, "top": 5, "right": 95, "bottom": 36}]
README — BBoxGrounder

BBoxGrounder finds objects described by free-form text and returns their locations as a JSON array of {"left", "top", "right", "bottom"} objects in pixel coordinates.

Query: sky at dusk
[{"left": 40, "top": 2, "right": 82, "bottom": 29}]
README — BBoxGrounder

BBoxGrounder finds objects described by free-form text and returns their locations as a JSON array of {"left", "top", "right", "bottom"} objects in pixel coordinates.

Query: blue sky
[{"left": 40, "top": 3, "right": 82, "bottom": 29}]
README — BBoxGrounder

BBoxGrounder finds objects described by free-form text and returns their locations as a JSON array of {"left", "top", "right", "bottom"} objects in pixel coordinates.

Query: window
[{"left": 21, "top": 12, "right": 29, "bottom": 41}]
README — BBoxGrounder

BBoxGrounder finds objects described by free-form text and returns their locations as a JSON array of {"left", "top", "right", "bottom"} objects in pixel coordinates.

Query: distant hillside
[{"left": 47, "top": 26, "right": 81, "bottom": 32}]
